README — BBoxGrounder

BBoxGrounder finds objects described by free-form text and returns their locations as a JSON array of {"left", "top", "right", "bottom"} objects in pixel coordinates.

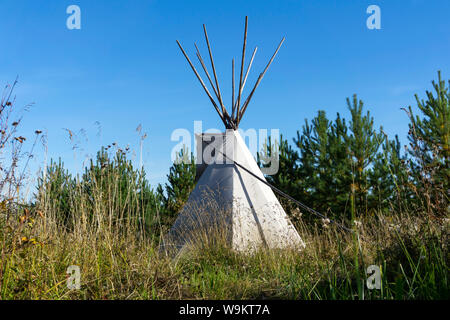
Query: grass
[
  {"left": 0, "top": 196, "right": 448, "bottom": 299},
  {"left": 0, "top": 143, "right": 448, "bottom": 300}
]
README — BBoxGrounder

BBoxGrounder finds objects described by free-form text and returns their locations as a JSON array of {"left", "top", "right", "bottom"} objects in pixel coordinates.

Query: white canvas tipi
[
  {"left": 163, "top": 17, "right": 305, "bottom": 252},
  {"left": 164, "top": 130, "right": 305, "bottom": 252}
]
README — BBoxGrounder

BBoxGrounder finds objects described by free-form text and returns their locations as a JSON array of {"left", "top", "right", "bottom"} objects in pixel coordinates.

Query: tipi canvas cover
[{"left": 163, "top": 130, "right": 305, "bottom": 252}]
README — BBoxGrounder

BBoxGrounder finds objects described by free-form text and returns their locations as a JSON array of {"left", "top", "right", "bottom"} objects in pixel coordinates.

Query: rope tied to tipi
[{"left": 217, "top": 150, "right": 355, "bottom": 234}]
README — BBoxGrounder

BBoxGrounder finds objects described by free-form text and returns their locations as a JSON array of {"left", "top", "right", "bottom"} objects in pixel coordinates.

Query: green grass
[
  {"left": 0, "top": 150, "right": 447, "bottom": 300},
  {"left": 0, "top": 203, "right": 448, "bottom": 299}
]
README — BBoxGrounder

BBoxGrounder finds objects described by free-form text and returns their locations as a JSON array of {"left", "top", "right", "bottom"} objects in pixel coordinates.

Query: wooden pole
[
  {"left": 241, "top": 47, "right": 257, "bottom": 93},
  {"left": 194, "top": 43, "right": 220, "bottom": 102},
  {"left": 176, "top": 40, "right": 228, "bottom": 127},
  {"left": 232, "top": 58, "right": 235, "bottom": 119},
  {"left": 202, "top": 26, "right": 226, "bottom": 116},
  {"left": 237, "top": 37, "right": 285, "bottom": 124},
  {"left": 202, "top": 25, "right": 235, "bottom": 129},
  {"left": 235, "top": 16, "right": 248, "bottom": 124},
  {"left": 234, "top": 46, "right": 257, "bottom": 116}
]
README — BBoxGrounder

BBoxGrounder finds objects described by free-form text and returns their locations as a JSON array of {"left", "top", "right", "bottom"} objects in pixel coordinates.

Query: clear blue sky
[{"left": 1, "top": 0, "right": 449, "bottom": 188}]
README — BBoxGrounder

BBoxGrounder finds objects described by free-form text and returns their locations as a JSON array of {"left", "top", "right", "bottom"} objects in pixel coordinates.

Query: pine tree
[
  {"left": 82, "top": 147, "right": 159, "bottom": 229},
  {"left": 369, "top": 134, "right": 409, "bottom": 213},
  {"left": 345, "top": 95, "right": 383, "bottom": 216},
  {"left": 294, "top": 111, "right": 334, "bottom": 215},
  {"left": 405, "top": 71, "right": 449, "bottom": 216},
  {"left": 261, "top": 134, "right": 302, "bottom": 216},
  {"left": 36, "top": 158, "right": 76, "bottom": 228},
  {"left": 293, "top": 111, "right": 353, "bottom": 219},
  {"left": 157, "top": 147, "right": 196, "bottom": 225},
  {"left": 260, "top": 95, "right": 414, "bottom": 222},
  {"left": 328, "top": 113, "right": 352, "bottom": 216}
]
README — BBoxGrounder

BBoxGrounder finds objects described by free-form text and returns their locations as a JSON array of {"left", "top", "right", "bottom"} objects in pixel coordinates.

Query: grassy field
[
  {"left": 0, "top": 76, "right": 448, "bottom": 300},
  {"left": 1, "top": 195, "right": 448, "bottom": 299}
]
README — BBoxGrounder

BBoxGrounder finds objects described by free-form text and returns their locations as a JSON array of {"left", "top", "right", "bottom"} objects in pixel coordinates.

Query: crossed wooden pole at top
[{"left": 176, "top": 16, "right": 285, "bottom": 129}]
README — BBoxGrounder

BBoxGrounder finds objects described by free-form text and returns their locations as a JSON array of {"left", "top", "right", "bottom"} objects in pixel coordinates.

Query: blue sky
[{"left": 1, "top": 0, "right": 449, "bottom": 188}]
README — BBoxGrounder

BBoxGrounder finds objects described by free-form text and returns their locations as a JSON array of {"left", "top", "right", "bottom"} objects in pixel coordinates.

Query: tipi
[{"left": 163, "top": 17, "right": 305, "bottom": 252}]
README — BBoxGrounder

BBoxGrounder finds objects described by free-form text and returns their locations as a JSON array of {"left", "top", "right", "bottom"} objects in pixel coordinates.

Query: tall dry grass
[{"left": 1, "top": 173, "right": 448, "bottom": 299}]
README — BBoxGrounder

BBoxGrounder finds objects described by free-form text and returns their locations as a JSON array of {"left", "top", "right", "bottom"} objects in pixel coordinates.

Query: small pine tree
[
  {"left": 261, "top": 134, "right": 302, "bottom": 216},
  {"left": 328, "top": 113, "right": 352, "bottom": 215},
  {"left": 345, "top": 95, "right": 383, "bottom": 216},
  {"left": 294, "top": 111, "right": 352, "bottom": 219},
  {"left": 294, "top": 111, "right": 334, "bottom": 215},
  {"left": 157, "top": 147, "right": 196, "bottom": 226},
  {"left": 81, "top": 147, "right": 159, "bottom": 231},
  {"left": 36, "top": 158, "right": 76, "bottom": 228},
  {"left": 405, "top": 71, "right": 449, "bottom": 216},
  {"left": 369, "top": 134, "right": 409, "bottom": 213}
]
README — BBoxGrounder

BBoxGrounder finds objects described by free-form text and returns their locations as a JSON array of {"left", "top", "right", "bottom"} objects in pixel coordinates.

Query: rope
[{"left": 217, "top": 150, "right": 355, "bottom": 234}]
